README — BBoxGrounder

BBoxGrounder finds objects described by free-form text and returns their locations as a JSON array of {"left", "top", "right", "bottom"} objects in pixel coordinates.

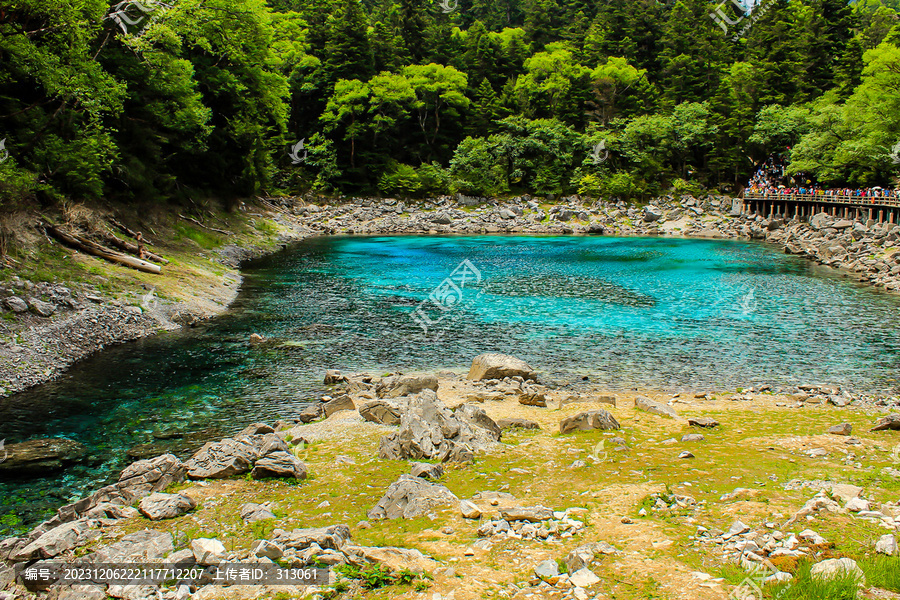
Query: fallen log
[
  {"left": 46, "top": 225, "right": 161, "bottom": 274},
  {"left": 178, "top": 213, "right": 234, "bottom": 236},
  {"left": 107, "top": 217, "right": 155, "bottom": 246},
  {"left": 96, "top": 232, "right": 169, "bottom": 265}
]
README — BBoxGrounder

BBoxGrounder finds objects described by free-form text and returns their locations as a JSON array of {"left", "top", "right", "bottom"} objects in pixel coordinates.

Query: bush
[{"left": 378, "top": 162, "right": 422, "bottom": 197}]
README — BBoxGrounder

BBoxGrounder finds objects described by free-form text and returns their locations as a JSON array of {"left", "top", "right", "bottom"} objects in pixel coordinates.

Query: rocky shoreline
[
  {"left": 4, "top": 192, "right": 900, "bottom": 400},
  {"left": 1, "top": 353, "right": 899, "bottom": 600}
]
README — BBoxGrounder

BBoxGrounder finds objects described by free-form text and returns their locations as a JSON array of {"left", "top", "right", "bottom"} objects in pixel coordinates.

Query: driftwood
[
  {"left": 46, "top": 225, "right": 162, "bottom": 274},
  {"left": 108, "top": 217, "right": 155, "bottom": 246},
  {"left": 178, "top": 213, "right": 234, "bottom": 236},
  {"left": 97, "top": 232, "right": 169, "bottom": 265}
]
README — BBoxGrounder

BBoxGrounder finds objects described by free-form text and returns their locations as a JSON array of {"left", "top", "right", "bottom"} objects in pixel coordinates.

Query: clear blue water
[{"left": 3, "top": 235, "right": 900, "bottom": 533}]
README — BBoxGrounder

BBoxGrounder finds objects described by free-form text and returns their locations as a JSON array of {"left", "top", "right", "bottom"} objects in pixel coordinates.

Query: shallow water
[{"left": 3, "top": 235, "right": 900, "bottom": 533}]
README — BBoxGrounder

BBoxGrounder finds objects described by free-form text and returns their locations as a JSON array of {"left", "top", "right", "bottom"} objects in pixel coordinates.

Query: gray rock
[
  {"left": 534, "top": 559, "right": 558, "bottom": 580},
  {"left": 635, "top": 397, "right": 679, "bottom": 419},
  {"left": 410, "top": 462, "right": 444, "bottom": 479},
  {"left": 367, "top": 474, "right": 459, "bottom": 520},
  {"left": 358, "top": 399, "right": 403, "bottom": 425},
  {"left": 377, "top": 373, "right": 439, "bottom": 398},
  {"left": 4, "top": 296, "right": 27, "bottom": 313},
  {"left": 467, "top": 353, "right": 537, "bottom": 381},
  {"left": 322, "top": 394, "right": 356, "bottom": 417},
  {"left": 56, "top": 584, "right": 107, "bottom": 600},
  {"left": 496, "top": 418, "right": 541, "bottom": 430},
  {"left": 679, "top": 451, "right": 695, "bottom": 459},
  {"left": 643, "top": 205, "right": 663, "bottom": 222},
  {"left": 239, "top": 423, "right": 275, "bottom": 436},
  {"left": 559, "top": 410, "right": 620, "bottom": 434},
  {"left": 871, "top": 414, "right": 900, "bottom": 431},
  {"left": 453, "top": 403, "right": 502, "bottom": 441},
  {"left": 138, "top": 492, "right": 196, "bottom": 520},
  {"left": 499, "top": 505, "right": 554, "bottom": 522},
  {"left": 9, "top": 519, "right": 96, "bottom": 561},
  {"left": 251, "top": 451, "right": 308, "bottom": 480},
  {"left": 241, "top": 503, "right": 276, "bottom": 522},
  {"left": 298, "top": 403, "right": 324, "bottom": 423},
  {"left": 681, "top": 434, "right": 704, "bottom": 442},
  {"left": 252, "top": 540, "right": 283, "bottom": 560},
  {"left": 827, "top": 423, "right": 852, "bottom": 436},
  {"left": 324, "top": 369, "right": 347, "bottom": 385},
  {"left": 272, "top": 524, "right": 351, "bottom": 551},
  {"left": 184, "top": 434, "right": 289, "bottom": 479},
  {"left": 518, "top": 392, "right": 547, "bottom": 407},
  {"left": 378, "top": 390, "right": 498, "bottom": 463},
  {"left": 28, "top": 298, "right": 56, "bottom": 317},
  {"left": 191, "top": 538, "right": 226, "bottom": 566},
  {"left": 459, "top": 500, "right": 482, "bottom": 519},
  {"left": 809, "top": 558, "right": 865, "bottom": 585},
  {"left": 688, "top": 417, "right": 719, "bottom": 428},
  {"left": 87, "top": 530, "right": 174, "bottom": 562}
]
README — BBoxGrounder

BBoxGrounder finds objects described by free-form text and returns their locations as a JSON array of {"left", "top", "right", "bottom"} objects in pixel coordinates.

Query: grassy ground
[{"left": 78, "top": 383, "right": 900, "bottom": 600}]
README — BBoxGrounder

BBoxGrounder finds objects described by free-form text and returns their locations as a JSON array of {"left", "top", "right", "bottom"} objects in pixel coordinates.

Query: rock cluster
[{"left": 476, "top": 507, "right": 586, "bottom": 542}]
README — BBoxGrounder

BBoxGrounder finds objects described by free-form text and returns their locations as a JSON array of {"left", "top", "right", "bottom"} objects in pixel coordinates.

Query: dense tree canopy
[{"left": 1, "top": 0, "right": 898, "bottom": 205}]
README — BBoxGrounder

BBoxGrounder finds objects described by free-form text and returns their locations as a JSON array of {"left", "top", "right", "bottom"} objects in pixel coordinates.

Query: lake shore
[
  {"left": 1, "top": 360, "right": 899, "bottom": 600},
  {"left": 3, "top": 192, "right": 900, "bottom": 402}
]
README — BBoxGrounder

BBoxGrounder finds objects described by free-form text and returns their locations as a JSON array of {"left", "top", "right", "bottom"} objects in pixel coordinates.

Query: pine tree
[{"left": 324, "top": 0, "right": 374, "bottom": 83}]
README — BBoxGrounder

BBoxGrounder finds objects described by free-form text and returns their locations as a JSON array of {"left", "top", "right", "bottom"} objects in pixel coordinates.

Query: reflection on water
[{"left": 3, "top": 234, "right": 900, "bottom": 533}]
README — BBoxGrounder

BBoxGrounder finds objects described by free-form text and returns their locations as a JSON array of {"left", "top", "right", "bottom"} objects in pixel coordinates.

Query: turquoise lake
[{"left": 3, "top": 234, "right": 900, "bottom": 533}]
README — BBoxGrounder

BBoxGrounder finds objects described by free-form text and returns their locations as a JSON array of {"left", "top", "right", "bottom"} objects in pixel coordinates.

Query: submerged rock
[{"left": 0, "top": 438, "right": 87, "bottom": 476}]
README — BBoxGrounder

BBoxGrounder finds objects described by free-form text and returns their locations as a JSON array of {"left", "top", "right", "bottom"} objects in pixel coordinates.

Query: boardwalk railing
[{"left": 743, "top": 191, "right": 900, "bottom": 208}]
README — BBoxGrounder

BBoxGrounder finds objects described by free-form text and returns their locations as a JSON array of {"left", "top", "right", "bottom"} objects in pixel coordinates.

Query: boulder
[
  {"left": 87, "top": 530, "right": 174, "bottom": 563},
  {"left": 0, "top": 438, "right": 87, "bottom": 476},
  {"left": 184, "top": 434, "right": 289, "bottom": 479},
  {"left": 251, "top": 451, "right": 308, "bottom": 480},
  {"left": 534, "top": 560, "right": 558, "bottom": 580},
  {"left": 191, "top": 538, "right": 227, "bottom": 566},
  {"left": 410, "top": 462, "right": 444, "bottom": 479},
  {"left": 559, "top": 410, "right": 620, "bottom": 434},
  {"left": 518, "top": 392, "right": 547, "bottom": 407},
  {"left": 569, "top": 568, "right": 601, "bottom": 588},
  {"left": 499, "top": 505, "right": 554, "bottom": 522},
  {"left": 272, "top": 524, "right": 351, "bottom": 551},
  {"left": 324, "top": 369, "right": 347, "bottom": 385},
  {"left": 138, "top": 492, "right": 196, "bottom": 520},
  {"left": 378, "top": 390, "right": 499, "bottom": 463},
  {"left": 830, "top": 484, "right": 862, "bottom": 504},
  {"left": 643, "top": 205, "right": 663, "bottom": 222},
  {"left": 322, "top": 394, "right": 356, "bottom": 417},
  {"left": 635, "top": 397, "right": 679, "bottom": 419},
  {"left": 871, "top": 414, "right": 900, "bottom": 431},
  {"left": 343, "top": 546, "right": 437, "bottom": 574},
  {"left": 298, "top": 403, "right": 323, "bottom": 423},
  {"left": 809, "top": 558, "right": 865, "bottom": 585},
  {"left": 367, "top": 474, "right": 459, "bottom": 520},
  {"left": 240, "top": 503, "right": 276, "bottom": 522},
  {"left": 453, "top": 404, "right": 502, "bottom": 441},
  {"left": 358, "top": 399, "right": 403, "bottom": 425},
  {"left": 239, "top": 423, "right": 275, "bottom": 436},
  {"left": 827, "top": 423, "right": 852, "bottom": 436},
  {"left": 252, "top": 540, "right": 283, "bottom": 560},
  {"left": 28, "top": 298, "right": 56, "bottom": 317},
  {"left": 876, "top": 534, "right": 898, "bottom": 556},
  {"left": 688, "top": 417, "right": 719, "bottom": 428},
  {"left": 4, "top": 296, "right": 28, "bottom": 313},
  {"left": 564, "top": 542, "right": 616, "bottom": 573},
  {"left": 467, "top": 353, "right": 536, "bottom": 381},
  {"left": 496, "top": 418, "right": 541, "bottom": 430},
  {"left": 377, "top": 373, "right": 439, "bottom": 398},
  {"left": 9, "top": 520, "right": 97, "bottom": 561},
  {"left": 459, "top": 500, "right": 482, "bottom": 519}
]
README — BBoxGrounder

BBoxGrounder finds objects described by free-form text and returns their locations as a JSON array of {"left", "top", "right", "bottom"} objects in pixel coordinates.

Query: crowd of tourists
[{"left": 745, "top": 153, "right": 899, "bottom": 199}]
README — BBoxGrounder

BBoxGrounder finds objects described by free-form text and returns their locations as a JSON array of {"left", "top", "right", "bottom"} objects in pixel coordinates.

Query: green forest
[{"left": 1, "top": 0, "right": 899, "bottom": 205}]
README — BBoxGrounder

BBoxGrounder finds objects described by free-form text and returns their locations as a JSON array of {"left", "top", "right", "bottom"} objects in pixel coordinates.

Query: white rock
[
  {"left": 876, "top": 534, "right": 898, "bottom": 556},
  {"left": 459, "top": 500, "right": 482, "bottom": 519},
  {"left": 728, "top": 520, "right": 751, "bottom": 536},
  {"left": 763, "top": 572, "right": 793, "bottom": 585},
  {"left": 569, "top": 568, "right": 600, "bottom": 587},
  {"left": 809, "top": 558, "right": 865, "bottom": 585},
  {"left": 191, "top": 538, "right": 227, "bottom": 566},
  {"left": 798, "top": 529, "right": 827, "bottom": 545},
  {"left": 830, "top": 484, "right": 862, "bottom": 504},
  {"left": 845, "top": 497, "right": 870, "bottom": 512}
]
